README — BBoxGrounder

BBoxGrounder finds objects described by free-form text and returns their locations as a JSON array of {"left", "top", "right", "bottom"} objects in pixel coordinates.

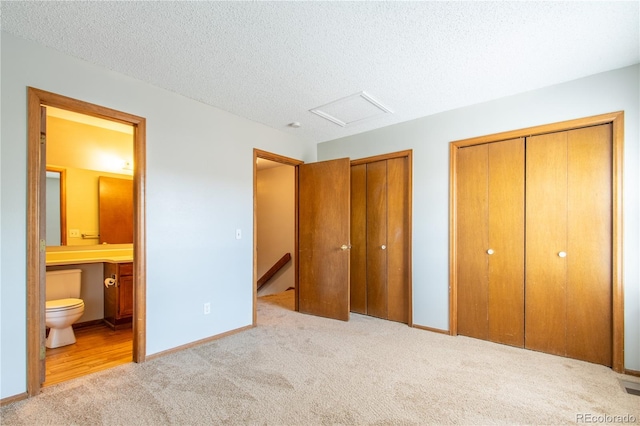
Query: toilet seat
[{"left": 46, "top": 298, "right": 84, "bottom": 312}]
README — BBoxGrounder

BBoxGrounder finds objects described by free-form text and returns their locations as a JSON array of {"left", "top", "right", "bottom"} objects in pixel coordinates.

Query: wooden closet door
[
  {"left": 487, "top": 139, "right": 525, "bottom": 346},
  {"left": 351, "top": 154, "right": 411, "bottom": 323},
  {"left": 366, "top": 160, "right": 388, "bottom": 318},
  {"left": 525, "top": 131, "right": 569, "bottom": 356},
  {"left": 526, "top": 124, "right": 612, "bottom": 365},
  {"left": 456, "top": 144, "right": 489, "bottom": 340},
  {"left": 386, "top": 157, "right": 410, "bottom": 323},
  {"left": 457, "top": 139, "right": 524, "bottom": 343},
  {"left": 566, "top": 124, "right": 612, "bottom": 365},
  {"left": 350, "top": 164, "right": 367, "bottom": 314}
]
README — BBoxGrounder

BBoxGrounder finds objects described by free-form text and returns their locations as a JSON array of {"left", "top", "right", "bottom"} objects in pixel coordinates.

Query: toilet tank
[{"left": 46, "top": 269, "right": 82, "bottom": 301}]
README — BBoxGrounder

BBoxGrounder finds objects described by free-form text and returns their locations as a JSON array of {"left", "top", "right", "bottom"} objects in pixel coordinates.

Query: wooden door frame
[
  {"left": 449, "top": 111, "right": 624, "bottom": 373},
  {"left": 351, "top": 149, "right": 414, "bottom": 326},
  {"left": 27, "top": 87, "right": 147, "bottom": 396},
  {"left": 252, "top": 149, "right": 303, "bottom": 324}
]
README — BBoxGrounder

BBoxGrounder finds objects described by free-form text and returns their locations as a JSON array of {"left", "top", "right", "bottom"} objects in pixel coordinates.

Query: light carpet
[{"left": 2, "top": 291, "right": 638, "bottom": 425}]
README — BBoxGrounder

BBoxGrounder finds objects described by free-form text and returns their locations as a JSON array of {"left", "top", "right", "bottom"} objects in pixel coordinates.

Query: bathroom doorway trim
[{"left": 26, "top": 87, "right": 147, "bottom": 396}]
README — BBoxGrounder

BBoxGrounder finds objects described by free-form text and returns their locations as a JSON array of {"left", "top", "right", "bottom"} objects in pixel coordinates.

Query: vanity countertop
[{"left": 46, "top": 245, "right": 133, "bottom": 266}]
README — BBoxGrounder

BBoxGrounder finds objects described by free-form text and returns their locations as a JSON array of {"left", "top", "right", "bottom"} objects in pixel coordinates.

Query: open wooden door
[{"left": 298, "top": 158, "right": 351, "bottom": 321}]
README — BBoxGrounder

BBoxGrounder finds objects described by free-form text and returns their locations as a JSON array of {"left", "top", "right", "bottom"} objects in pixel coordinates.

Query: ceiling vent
[{"left": 309, "top": 91, "right": 393, "bottom": 127}]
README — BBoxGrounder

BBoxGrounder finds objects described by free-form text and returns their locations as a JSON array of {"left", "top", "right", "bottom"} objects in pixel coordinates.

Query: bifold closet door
[
  {"left": 366, "top": 160, "right": 388, "bottom": 318},
  {"left": 350, "top": 164, "right": 367, "bottom": 315},
  {"left": 456, "top": 144, "right": 489, "bottom": 339},
  {"left": 525, "top": 124, "right": 612, "bottom": 366},
  {"left": 350, "top": 158, "right": 410, "bottom": 323},
  {"left": 386, "top": 157, "right": 410, "bottom": 323},
  {"left": 456, "top": 138, "right": 524, "bottom": 346}
]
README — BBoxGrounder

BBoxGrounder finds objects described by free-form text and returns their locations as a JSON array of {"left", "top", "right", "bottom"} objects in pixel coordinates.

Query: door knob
[
  {"left": 381, "top": 245, "right": 387, "bottom": 250},
  {"left": 487, "top": 249, "right": 494, "bottom": 255},
  {"left": 558, "top": 251, "right": 567, "bottom": 258},
  {"left": 340, "top": 244, "right": 352, "bottom": 251}
]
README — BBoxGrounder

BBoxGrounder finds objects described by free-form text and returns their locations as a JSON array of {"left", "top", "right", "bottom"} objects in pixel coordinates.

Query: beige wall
[{"left": 257, "top": 165, "right": 295, "bottom": 296}]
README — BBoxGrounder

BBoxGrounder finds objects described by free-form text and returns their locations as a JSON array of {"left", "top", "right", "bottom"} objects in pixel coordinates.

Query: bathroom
[{"left": 44, "top": 106, "right": 135, "bottom": 386}]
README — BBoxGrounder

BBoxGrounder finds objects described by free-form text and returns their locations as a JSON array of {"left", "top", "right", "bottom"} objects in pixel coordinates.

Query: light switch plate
[
  {"left": 69, "top": 229, "right": 80, "bottom": 238},
  {"left": 236, "top": 229, "right": 242, "bottom": 239}
]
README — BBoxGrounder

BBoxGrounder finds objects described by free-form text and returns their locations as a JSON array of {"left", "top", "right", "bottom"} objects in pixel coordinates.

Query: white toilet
[{"left": 45, "top": 269, "right": 85, "bottom": 349}]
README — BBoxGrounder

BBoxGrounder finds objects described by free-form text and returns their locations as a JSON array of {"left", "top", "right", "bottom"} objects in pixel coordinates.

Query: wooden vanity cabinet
[{"left": 103, "top": 262, "right": 133, "bottom": 329}]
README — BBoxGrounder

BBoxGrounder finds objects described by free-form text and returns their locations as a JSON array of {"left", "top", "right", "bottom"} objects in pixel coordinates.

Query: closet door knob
[
  {"left": 381, "top": 245, "right": 387, "bottom": 250},
  {"left": 487, "top": 249, "right": 494, "bottom": 255},
  {"left": 340, "top": 244, "right": 352, "bottom": 251},
  {"left": 558, "top": 251, "right": 567, "bottom": 258}
]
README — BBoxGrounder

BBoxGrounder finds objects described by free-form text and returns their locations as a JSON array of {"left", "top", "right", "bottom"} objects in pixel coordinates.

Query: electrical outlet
[
  {"left": 69, "top": 229, "right": 80, "bottom": 238},
  {"left": 203, "top": 302, "right": 211, "bottom": 315}
]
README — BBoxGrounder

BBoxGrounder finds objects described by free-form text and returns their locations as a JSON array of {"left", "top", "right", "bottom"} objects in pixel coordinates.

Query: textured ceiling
[{"left": 2, "top": 1, "right": 638, "bottom": 143}]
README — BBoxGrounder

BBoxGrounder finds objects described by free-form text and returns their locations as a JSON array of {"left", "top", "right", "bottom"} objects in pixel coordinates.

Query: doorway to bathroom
[
  {"left": 26, "top": 88, "right": 147, "bottom": 396},
  {"left": 43, "top": 106, "right": 133, "bottom": 386}
]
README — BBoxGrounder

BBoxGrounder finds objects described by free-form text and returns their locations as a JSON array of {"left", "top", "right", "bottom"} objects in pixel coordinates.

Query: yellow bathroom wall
[{"left": 46, "top": 115, "right": 133, "bottom": 175}]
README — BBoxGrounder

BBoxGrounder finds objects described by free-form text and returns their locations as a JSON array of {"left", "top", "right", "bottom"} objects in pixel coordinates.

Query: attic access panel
[{"left": 310, "top": 91, "right": 393, "bottom": 127}]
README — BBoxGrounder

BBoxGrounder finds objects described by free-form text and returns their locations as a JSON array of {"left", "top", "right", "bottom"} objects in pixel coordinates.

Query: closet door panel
[
  {"left": 350, "top": 164, "right": 368, "bottom": 314},
  {"left": 386, "top": 157, "right": 409, "bottom": 323},
  {"left": 566, "top": 124, "right": 612, "bottom": 365},
  {"left": 525, "top": 132, "right": 568, "bottom": 356},
  {"left": 456, "top": 144, "right": 489, "bottom": 340},
  {"left": 487, "top": 138, "right": 525, "bottom": 347},
  {"left": 366, "top": 161, "right": 388, "bottom": 318}
]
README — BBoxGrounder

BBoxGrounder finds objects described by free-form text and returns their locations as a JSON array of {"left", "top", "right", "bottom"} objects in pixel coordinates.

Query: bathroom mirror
[
  {"left": 45, "top": 165, "right": 133, "bottom": 247},
  {"left": 46, "top": 168, "right": 67, "bottom": 246}
]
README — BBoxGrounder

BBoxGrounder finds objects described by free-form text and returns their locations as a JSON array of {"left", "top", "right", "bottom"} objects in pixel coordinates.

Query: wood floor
[{"left": 44, "top": 323, "right": 132, "bottom": 387}]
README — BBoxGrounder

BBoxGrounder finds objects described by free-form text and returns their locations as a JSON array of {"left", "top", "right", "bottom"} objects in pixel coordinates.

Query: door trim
[
  {"left": 27, "top": 87, "right": 147, "bottom": 396},
  {"left": 449, "top": 111, "right": 624, "bottom": 372},
  {"left": 350, "top": 150, "right": 413, "bottom": 326},
  {"left": 253, "top": 149, "right": 303, "bottom": 324}
]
